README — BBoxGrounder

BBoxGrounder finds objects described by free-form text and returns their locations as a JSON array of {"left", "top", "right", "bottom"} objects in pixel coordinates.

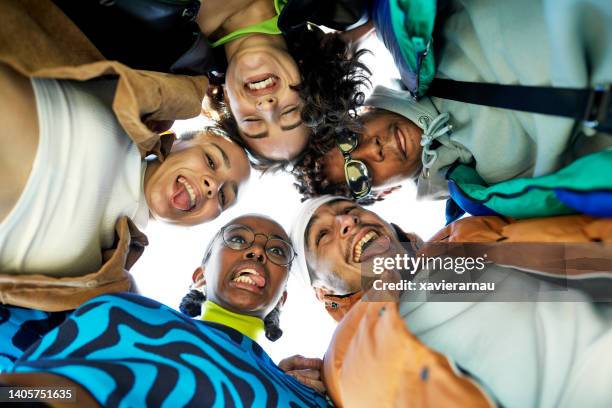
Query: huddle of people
[{"left": 0, "top": 0, "right": 611, "bottom": 407}]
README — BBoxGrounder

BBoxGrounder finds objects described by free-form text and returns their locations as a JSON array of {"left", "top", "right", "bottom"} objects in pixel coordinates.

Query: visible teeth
[
  {"left": 178, "top": 176, "right": 196, "bottom": 208},
  {"left": 353, "top": 231, "right": 380, "bottom": 262},
  {"left": 233, "top": 275, "right": 256, "bottom": 285},
  {"left": 247, "top": 77, "right": 275, "bottom": 90}
]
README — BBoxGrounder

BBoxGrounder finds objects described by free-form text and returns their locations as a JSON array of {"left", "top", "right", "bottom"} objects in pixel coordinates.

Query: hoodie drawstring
[{"left": 420, "top": 112, "right": 453, "bottom": 169}]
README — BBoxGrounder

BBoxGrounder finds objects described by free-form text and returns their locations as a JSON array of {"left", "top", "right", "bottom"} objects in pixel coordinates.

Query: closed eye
[
  {"left": 343, "top": 206, "right": 357, "bottom": 214},
  {"left": 219, "top": 188, "right": 227, "bottom": 208},
  {"left": 281, "top": 106, "right": 298, "bottom": 116},
  {"left": 205, "top": 153, "right": 216, "bottom": 170},
  {"left": 315, "top": 229, "right": 328, "bottom": 246}
]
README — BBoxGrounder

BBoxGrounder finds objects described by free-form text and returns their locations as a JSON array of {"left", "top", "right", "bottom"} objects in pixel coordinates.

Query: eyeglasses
[
  {"left": 220, "top": 224, "right": 296, "bottom": 266},
  {"left": 336, "top": 130, "right": 372, "bottom": 200}
]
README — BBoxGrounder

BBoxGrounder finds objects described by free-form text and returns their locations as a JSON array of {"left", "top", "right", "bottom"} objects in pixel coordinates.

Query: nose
[
  {"left": 255, "top": 96, "right": 277, "bottom": 112},
  {"left": 244, "top": 238, "right": 267, "bottom": 264},
  {"left": 336, "top": 214, "right": 359, "bottom": 238},
  {"left": 202, "top": 176, "right": 219, "bottom": 198},
  {"left": 357, "top": 136, "right": 384, "bottom": 163}
]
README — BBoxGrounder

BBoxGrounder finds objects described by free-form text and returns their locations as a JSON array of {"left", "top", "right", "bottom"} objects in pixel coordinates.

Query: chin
[{"left": 226, "top": 292, "right": 267, "bottom": 314}]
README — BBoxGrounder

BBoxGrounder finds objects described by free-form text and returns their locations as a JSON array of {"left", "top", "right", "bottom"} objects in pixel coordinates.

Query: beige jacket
[{"left": 0, "top": 0, "right": 207, "bottom": 311}]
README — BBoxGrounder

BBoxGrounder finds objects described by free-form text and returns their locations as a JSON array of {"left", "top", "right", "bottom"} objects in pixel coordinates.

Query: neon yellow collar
[
  {"left": 200, "top": 301, "right": 265, "bottom": 341},
  {"left": 211, "top": 0, "right": 287, "bottom": 48}
]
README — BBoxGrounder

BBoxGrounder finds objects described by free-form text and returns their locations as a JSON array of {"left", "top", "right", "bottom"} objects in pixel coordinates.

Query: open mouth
[
  {"left": 229, "top": 265, "right": 267, "bottom": 293},
  {"left": 244, "top": 74, "right": 279, "bottom": 95},
  {"left": 394, "top": 124, "right": 408, "bottom": 159},
  {"left": 171, "top": 176, "right": 198, "bottom": 211},
  {"left": 352, "top": 229, "right": 392, "bottom": 263}
]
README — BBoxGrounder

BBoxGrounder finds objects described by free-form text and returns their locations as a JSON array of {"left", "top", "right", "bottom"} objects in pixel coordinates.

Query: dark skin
[
  {"left": 192, "top": 215, "right": 289, "bottom": 319},
  {"left": 191, "top": 214, "right": 325, "bottom": 393},
  {"left": 323, "top": 109, "right": 423, "bottom": 192}
]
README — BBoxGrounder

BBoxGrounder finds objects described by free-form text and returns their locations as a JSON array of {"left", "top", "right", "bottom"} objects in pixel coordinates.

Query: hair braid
[{"left": 263, "top": 301, "right": 283, "bottom": 342}]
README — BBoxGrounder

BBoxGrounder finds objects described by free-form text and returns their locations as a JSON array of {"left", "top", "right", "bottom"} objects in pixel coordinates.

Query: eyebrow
[
  {"left": 211, "top": 143, "right": 230, "bottom": 168},
  {"left": 304, "top": 214, "right": 319, "bottom": 250}
]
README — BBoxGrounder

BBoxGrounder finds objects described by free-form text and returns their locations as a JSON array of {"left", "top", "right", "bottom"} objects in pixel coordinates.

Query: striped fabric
[
  {"left": 0, "top": 305, "right": 68, "bottom": 372},
  {"left": 10, "top": 293, "right": 330, "bottom": 407}
]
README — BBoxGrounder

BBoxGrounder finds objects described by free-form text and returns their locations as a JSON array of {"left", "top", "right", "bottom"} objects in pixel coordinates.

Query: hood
[
  {"left": 366, "top": 85, "right": 440, "bottom": 130},
  {"left": 366, "top": 85, "right": 473, "bottom": 200}
]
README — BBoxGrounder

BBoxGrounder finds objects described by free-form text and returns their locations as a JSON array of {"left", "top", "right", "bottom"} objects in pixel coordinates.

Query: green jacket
[{"left": 368, "top": 0, "right": 612, "bottom": 200}]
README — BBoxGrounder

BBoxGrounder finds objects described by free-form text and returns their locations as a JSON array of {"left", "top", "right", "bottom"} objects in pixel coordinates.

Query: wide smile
[
  {"left": 350, "top": 227, "right": 392, "bottom": 263},
  {"left": 244, "top": 73, "right": 279, "bottom": 96},
  {"left": 170, "top": 175, "right": 201, "bottom": 212},
  {"left": 228, "top": 262, "right": 267, "bottom": 294},
  {"left": 394, "top": 124, "right": 408, "bottom": 159}
]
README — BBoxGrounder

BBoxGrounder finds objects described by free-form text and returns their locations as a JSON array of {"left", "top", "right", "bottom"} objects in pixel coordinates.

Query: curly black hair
[
  {"left": 290, "top": 144, "right": 381, "bottom": 206},
  {"left": 204, "top": 24, "right": 371, "bottom": 172},
  {"left": 290, "top": 108, "right": 406, "bottom": 205}
]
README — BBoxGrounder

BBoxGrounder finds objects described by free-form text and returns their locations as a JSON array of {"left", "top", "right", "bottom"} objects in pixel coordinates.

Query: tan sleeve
[
  {"left": 0, "top": 0, "right": 208, "bottom": 159},
  {"left": 0, "top": 218, "right": 147, "bottom": 312}
]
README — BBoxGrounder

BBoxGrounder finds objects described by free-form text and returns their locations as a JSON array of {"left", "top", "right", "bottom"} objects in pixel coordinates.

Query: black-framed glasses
[
  {"left": 221, "top": 224, "right": 296, "bottom": 266},
  {"left": 336, "top": 131, "right": 372, "bottom": 200}
]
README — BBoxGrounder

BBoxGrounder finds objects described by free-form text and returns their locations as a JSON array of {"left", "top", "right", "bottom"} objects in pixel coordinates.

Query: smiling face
[
  {"left": 304, "top": 200, "right": 401, "bottom": 295},
  {"left": 323, "top": 109, "right": 422, "bottom": 192},
  {"left": 224, "top": 36, "right": 310, "bottom": 161},
  {"left": 202, "top": 215, "right": 291, "bottom": 318},
  {"left": 144, "top": 131, "right": 251, "bottom": 226}
]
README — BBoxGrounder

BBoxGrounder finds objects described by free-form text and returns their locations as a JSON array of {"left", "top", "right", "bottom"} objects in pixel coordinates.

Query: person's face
[
  {"left": 304, "top": 200, "right": 401, "bottom": 295},
  {"left": 323, "top": 111, "right": 422, "bottom": 192},
  {"left": 201, "top": 216, "right": 291, "bottom": 318},
  {"left": 224, "top": 42, "right": 310, "bottom": 161},
  {"left": 145, "top": 132, "right": 251, "bottom": 226}
]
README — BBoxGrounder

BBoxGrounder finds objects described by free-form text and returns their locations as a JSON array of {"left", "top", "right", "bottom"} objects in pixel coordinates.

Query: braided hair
[
  {"left": 178, "top": 230, "right": 285, "bottom": 342},
  {"left": 203, "top": 24, "right": 371, "bottom": 172}
]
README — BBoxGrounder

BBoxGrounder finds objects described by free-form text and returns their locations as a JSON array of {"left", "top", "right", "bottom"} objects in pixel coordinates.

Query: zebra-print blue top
[{"left": 10, "top": 293, "right": 331, "bottom": 408}]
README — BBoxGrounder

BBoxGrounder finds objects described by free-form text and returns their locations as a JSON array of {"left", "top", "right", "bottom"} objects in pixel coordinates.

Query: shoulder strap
[{"left": 428, "top": 78, "right": 611, "bottom": 133}]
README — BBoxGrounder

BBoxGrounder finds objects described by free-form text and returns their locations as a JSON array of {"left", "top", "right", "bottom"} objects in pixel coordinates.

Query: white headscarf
[{"left": 290, "top": 195, "right": 342, "bottom": 286}]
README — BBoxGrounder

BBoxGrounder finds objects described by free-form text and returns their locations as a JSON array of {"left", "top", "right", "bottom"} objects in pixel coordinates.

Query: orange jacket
[
  {"left": 321, "top": 214, "right": 612, "bottom": 407},
  {"left": 323, "top": 300, "right": 495, "bottom": 407}
]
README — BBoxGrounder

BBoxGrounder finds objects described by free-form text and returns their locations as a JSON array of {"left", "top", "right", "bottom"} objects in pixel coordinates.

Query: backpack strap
[{"left": 428, "top": 78, "right": 612, "bottom": 133}]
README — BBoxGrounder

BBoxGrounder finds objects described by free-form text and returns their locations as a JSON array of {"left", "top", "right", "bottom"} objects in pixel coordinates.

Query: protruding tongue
[
  {"left": 172, "top": 182, "right": 191, "bottom": 210},
  {"left": 360, "top": 235, "right": 391, "bottom": 262},
  {"left": 244, "top": 272, "right": 266, "bottom": 288}
]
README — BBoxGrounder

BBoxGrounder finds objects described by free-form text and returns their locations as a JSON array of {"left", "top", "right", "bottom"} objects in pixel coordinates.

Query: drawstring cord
[{"left": 420, "top": 112, "right": 453, "bottom": 169}]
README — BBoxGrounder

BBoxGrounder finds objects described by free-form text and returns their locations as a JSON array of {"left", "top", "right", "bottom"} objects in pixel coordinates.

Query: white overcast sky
[{"left": 131, "top": 35, "right": 446, "bottom": 363}]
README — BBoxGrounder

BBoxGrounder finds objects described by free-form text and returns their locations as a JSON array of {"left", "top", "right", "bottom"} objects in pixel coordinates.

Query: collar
[
  {"left": 318, "top": 291, "right": 364, "bottom": 323},
  {"left": 210, "top": 0, "right": 287, "bottom": 48},
  {"left": 200, "top": 301, "right": 265, "bottom": 341}
]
